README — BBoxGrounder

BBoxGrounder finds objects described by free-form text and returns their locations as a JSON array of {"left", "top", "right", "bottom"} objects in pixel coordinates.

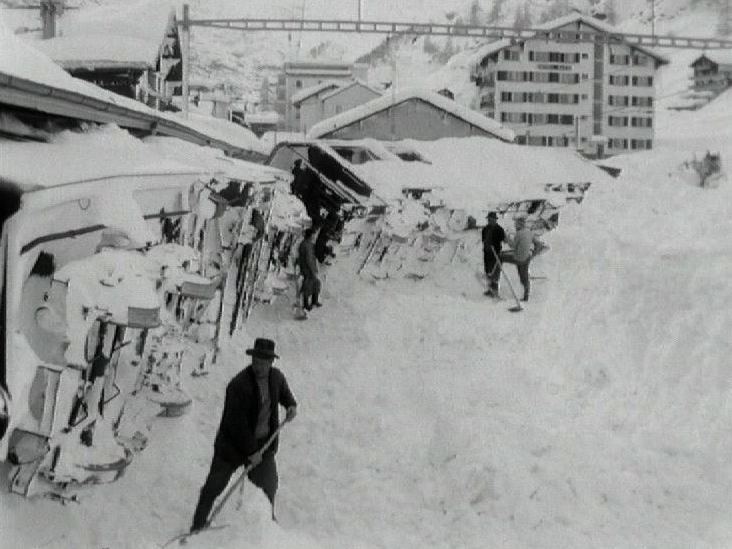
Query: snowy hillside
[
  {"left": 1, "top": 74, "right": 730, "bottom": 549},
  {"left": 3, "top": 0, "right": 729, "bottom": 104}
]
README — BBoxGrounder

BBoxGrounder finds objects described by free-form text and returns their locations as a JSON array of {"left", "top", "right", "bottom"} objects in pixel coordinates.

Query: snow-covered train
[{"left": 0, "top": 126, "right": 307, "bottom": 499}]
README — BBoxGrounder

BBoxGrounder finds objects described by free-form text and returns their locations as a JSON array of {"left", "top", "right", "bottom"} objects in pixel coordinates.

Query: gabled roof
[
  {"left": 39, "top": 0, "right": 176, "bottom": 69},
  {"left": 691, "top": 51, "right": 732, "bottom": 68},
  {"left": 319, "top": 79, "right": 382, "bottom": 102},
  {"left": 34, "top": 36, "right": 160, "bottom": 70},
  {"left": 291, "top": 80, "right": 342, "bottom": 105},
  {"left": 58, "top": 0, "right": 175, "bottom": 45},
  {"left": 306, "top": 88, "right": 515, "bottom": 142},
  {"left": 474, "top": 13, "right": 668, "bottom": 66}
]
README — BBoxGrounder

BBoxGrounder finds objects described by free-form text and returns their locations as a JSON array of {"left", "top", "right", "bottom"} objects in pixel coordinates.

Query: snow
[
  {"left": 33, "top": 35, "right": 160, "bottom": 69},
  {"left": 695, "top": 50, "right": 732, "bottom": 67},
  {"left": 318, "top": 79, "right": 383, "bottom": 101},
  {"left": 306, "top": 87, "right": 516, "bottom": 142},
  {"left": 244, "top": 111, "right": 280, "bottom": 125},
  {"left": 57, "top": 0, "right": 174, "bottom": 46},
  {"left": 0, "top": 125, "right": 205, "bottom": 190},
  {"left": 1, "top": 4, "right": 731, "bottom": 549},
  {"left": 290, "top": 81, "right": 342, "bottom": 105},
  {"left": 143, "top": 136, "right": 285, "bottom": 183},
  {"left": 169, "top": 112, "right": 270, "bottom": 156},
  {"left": 350, "top": 137, "right": 612, "bottom": 214}
]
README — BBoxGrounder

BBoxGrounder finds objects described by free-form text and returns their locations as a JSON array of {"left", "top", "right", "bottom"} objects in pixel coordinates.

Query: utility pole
[
  {"left": 650, "top": 0, "right": 655, "bottom": 38},
  {"left": 182, "top": 4, "right": 190, "bottom": 118}
]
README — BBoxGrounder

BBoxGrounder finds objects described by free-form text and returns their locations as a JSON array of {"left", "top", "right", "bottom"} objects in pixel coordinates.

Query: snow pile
[
  {"left": 353, "top": 137, "right": 612, "bottom": 214},
  {"left": 143, "top": 136, "right": 283, "bottom": 183},
  {"left": 33, "top": 36, "right": 160, "bottom": 68},
  {"left": 170, "top": 112, "right": 270, "bottom": 156}
]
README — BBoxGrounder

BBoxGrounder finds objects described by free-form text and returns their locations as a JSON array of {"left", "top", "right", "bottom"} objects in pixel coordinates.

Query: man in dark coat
[
  {"left": 297, "top": 228, "right": 321, "bottom": 310},
  {"left": 481, "top": 211, "right": 506, "bottom": 297},
  {"left": 191, "top": 338, "right": 297, "bottom": 532}
]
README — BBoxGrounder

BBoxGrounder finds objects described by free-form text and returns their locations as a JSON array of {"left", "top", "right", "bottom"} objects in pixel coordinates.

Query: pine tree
[
  {"left": 487, "top": 0, "right": 504, "bottom": 24},
  {"left": 718, "top": 0, "right": 732, "bottom": 36},
  {"left": 468, "top": 0, "right": 484, "bottom": 25}
]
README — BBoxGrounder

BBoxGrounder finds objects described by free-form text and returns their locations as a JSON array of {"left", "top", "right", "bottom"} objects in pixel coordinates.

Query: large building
[
  {"left": 470, "top": 13, "right": 668, "bottom": 157},
  {"left": 306, "top": 88, "right": 515, "bottom": 142},
  {"left": 274, "top": 60, "right": 368, "bottom": 130}
]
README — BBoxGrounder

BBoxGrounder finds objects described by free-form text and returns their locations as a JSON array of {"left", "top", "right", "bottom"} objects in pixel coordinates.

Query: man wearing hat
[
  {"left": 191, "top": 338, "right": 297, "bottom": 532},
  {"left": 481, "top": 212, "right": 506, "bottom": 297},
  {"left": 507, "top": 216, "right": 546, "bottom": 302}
]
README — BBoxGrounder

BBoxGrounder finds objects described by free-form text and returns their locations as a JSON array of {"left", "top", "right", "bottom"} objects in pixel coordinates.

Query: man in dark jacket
[
  {"left": 481, "top": 211, "right": 506, "bottom": 297},
  {"left": 297, "top": 228, "right": 321, "bottom": 310},
  {"left": 191, "top": 338, "right": 297, "bottom": 532}
]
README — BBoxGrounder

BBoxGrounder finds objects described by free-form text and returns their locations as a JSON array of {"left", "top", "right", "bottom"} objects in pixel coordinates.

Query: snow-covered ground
[{"left": 2, "top": 72, "right": 731, "bottom": 549}]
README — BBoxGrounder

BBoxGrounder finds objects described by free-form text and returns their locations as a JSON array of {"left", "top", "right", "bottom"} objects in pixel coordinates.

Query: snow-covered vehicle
[{"left": 0, "top": 126, "right": 293, "bottom": 498}]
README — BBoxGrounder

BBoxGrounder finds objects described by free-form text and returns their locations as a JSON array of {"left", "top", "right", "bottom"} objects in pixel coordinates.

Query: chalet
[
  {"left": 690, "top": 52, "right": 732, "bottom": 97},
  {"left": 306, "top": 88, "right": 515, "bottom": 142},
  {"left": 292, "top": 79, "right": 382, "bottom": 134},
  {"left": 470, "top": 12, "right": 668, "bottom": 157},
  {"left": 33, "top": 0, "right": 182, "bottom": 109}
]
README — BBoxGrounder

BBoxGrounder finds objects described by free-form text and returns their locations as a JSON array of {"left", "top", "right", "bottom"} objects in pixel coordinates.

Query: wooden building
[{"left": 306, "top": 88, "right": 514, "bottom": 142}]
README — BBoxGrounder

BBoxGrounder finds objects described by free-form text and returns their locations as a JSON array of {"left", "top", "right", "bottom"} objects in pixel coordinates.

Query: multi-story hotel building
[{"left": 471, "top": 13, "right": 668, "bottom": 157}]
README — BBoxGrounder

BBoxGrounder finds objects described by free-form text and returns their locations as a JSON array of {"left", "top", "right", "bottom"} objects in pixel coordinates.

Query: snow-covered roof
[
  {"left": 169, "top": 112, "right": 268, "bottom": 156},
  {"left": 0, "top": 125, "right": 207, "bottom": 191},
  {"left": 692, "top": 50, "right": 732, "bottom": 67},
  {"left": 33, "top": 36, "right": 160, "bottom": 70},
  {"left": 58, "top": 0, "right": 175, "bottom": 46},
  {"left": 534, "top": 12, "right": 668, "bottom": 64},
  {"left": 291, "top": 81, "right": 342, "bottom": 105},
  {"left": 244, "top": 111, "right": 280, "bottom": 125},
  {"left": 0, "top": 29, "right": 264, "bottom": 156},
  {"left": 469, "top": 39, "right": 513, "bottom": 66},
  {"left": 306, "top": 87, "right": 515, "bottom": 142},
  {"left": 472, "top": 14, "right": 668, "bottom": 66},
  {"left": 319, "top": 79, "right": 382, "bottom": 102},
  {"left": 143, "top": 136, "right": 286, "bottom": 183}
]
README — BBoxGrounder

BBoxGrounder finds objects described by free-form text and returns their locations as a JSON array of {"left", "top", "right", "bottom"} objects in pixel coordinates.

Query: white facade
[{"left": 471, "top": 15, "right": 666, "bottom": 157}]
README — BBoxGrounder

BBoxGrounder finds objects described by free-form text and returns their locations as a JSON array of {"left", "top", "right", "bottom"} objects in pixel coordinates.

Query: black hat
[
  {"left": 246, "top": 338, "right": 279, "bottom": 359},
  {"left": 487, "top": 211, "right": 498, "bottom": 219}
]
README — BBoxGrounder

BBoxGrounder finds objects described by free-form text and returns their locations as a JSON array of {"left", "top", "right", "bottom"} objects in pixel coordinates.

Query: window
[
  {"left": 582, "top": 53, "right": 589, "bottom": 59},
  {"left": 610, "top": 54, "right": 630, "bottom": 65},
  {"left": 609, "top": 75, "right": 629, "bottom": 86},
  {"left": 501, "top": 112, "right": 526, "bottom": 123},
  {"left": 295, "top": 80, "right": 302, "bottom": 88},
  {"left": 608, "top": 116, "right": 628, "bottom": 127},
  {"left": 608, "top": 95, "right": 629, "bottom": 107},
  {"left": 631, "top": 117, "right": 653, "bottom": 128},
  {"left": 504, "top": 49, "right": 520, "bottom": 61},
  {"left": 632, "top": 76, "right": 654, "bottom": 87},
  {"left": 610, "top": 138, "right": 628, "bottom": 149},
  {"left": 632, "top": 55, "right": 649, "bottom": 66},
  {"left": 501, "top": 91, "right": 513, "bottom": 102},
  {"left": 631, "top": 139, "right": 652, "bottom": 150},
  {"left": 631, "top": 96, "right": 653, "bottom": 107},
  {"left": 335, "top": 105, "right": 343, "bottom": 114}
]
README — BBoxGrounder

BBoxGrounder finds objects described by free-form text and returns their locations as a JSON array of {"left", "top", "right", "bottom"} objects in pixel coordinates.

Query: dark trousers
[
  {"left": 301, "top": 276, "right": 321, "bottom": 308},
  {"left": 483, "top": 250, "right": 501, "bottom": 293},
  {"left": 516, "top": 260, "right": 530, "bottom": 298},
  {"left": 191, "top": 451, "right": 278, "bottom": 530}
]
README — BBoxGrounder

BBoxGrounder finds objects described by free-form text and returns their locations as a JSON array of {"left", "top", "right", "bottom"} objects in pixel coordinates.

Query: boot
[
  {"left": 302, "top": 295, "right": 312, "bottom": 311},
  {"left": 521, "top": 287, "right": 529, "bottom": 302}
]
